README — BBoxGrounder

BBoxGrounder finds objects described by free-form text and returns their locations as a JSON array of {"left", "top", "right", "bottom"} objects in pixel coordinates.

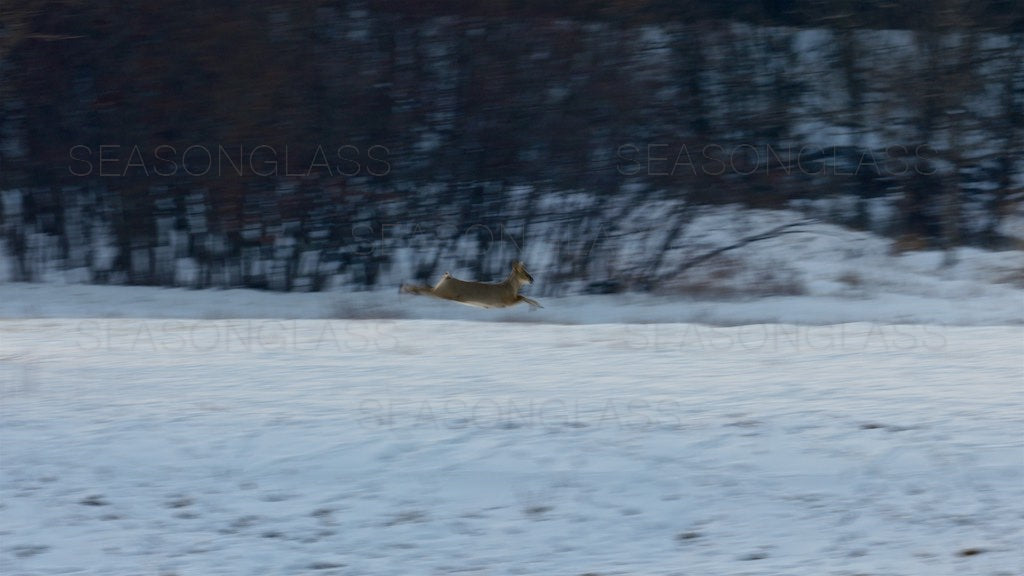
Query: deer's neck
[{"left": 502, "top": 272, "right": 522, "bottom": 293}]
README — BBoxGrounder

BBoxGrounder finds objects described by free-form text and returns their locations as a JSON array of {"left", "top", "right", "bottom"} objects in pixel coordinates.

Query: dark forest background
[{"left": 1, "top": 1, "right": 1022, "bottom": 293}]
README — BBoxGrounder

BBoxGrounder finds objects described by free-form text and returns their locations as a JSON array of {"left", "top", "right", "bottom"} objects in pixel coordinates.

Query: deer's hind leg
[
  {"left": 402, "top": 271, "right": 456, "bottom": 297},
  {"left": 400, "top": 283, "right": 435, "bottom": 296}
]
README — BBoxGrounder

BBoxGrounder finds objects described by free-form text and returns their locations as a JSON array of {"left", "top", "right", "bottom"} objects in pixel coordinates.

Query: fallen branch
[{"left": 663, "top": 219, "right": 818, "bottom": 281}]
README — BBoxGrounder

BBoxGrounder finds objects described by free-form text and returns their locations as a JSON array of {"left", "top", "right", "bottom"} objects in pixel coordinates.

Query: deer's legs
[
  {"left": 517, "top": 295, "right": 543, "bottom": 310},
  {"left": 400, "top": 283, "right": 435, "bottom": 296}
]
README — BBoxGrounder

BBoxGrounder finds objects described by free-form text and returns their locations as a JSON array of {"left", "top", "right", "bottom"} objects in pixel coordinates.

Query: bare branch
[{"left": 664, "top": 220, "right": 818, "bottom": 281}]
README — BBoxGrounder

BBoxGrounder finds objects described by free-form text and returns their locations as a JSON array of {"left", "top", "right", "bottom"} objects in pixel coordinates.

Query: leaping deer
[{"left": 401, "top": 261, "right": 543, "bottom": 310}]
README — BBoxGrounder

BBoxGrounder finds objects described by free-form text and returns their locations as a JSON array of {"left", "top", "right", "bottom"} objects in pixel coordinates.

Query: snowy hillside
[{"left": 6, "top": 14, "right": 1023, "bottom": 296}]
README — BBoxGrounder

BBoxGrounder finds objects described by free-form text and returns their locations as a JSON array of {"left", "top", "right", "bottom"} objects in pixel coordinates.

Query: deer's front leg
[{"left": 517, "top": 295, "right": 543, "bottom": 310}]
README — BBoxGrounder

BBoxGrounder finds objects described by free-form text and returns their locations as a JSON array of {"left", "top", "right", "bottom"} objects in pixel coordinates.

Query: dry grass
[
  {"left": 994, "top": 267, "right": 1024, "bottom": 288},
  {"left": 890, "top": 234, "right": 930, "bottom": 254},
  {"left": 836, "top": 270, "right": 864, "bottom": 287},
  {"left": 659, "top": 256, "right": 806, "bottom": 299}
]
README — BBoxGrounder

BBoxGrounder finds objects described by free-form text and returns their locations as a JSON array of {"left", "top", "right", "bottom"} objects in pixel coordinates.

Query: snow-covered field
[
  {"left": 2, "top": 316, "right": 1022, "bottom": 575},
  {"left": 1, "top": 236, "right": 1022, "bottom": 576}
]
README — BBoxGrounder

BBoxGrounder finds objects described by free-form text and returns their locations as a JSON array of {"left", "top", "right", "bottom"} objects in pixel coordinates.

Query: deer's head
[{"left": 511, "top": 261, "right": 534, "bottom": 285}]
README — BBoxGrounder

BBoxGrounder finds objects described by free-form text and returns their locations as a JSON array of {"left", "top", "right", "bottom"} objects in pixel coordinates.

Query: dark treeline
[
  {"left": 368, "top": 0, "right": 1024, "bottom": 29},
  {"left": 0, "top": 1, "right": 1021, "bottom": 291}
]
